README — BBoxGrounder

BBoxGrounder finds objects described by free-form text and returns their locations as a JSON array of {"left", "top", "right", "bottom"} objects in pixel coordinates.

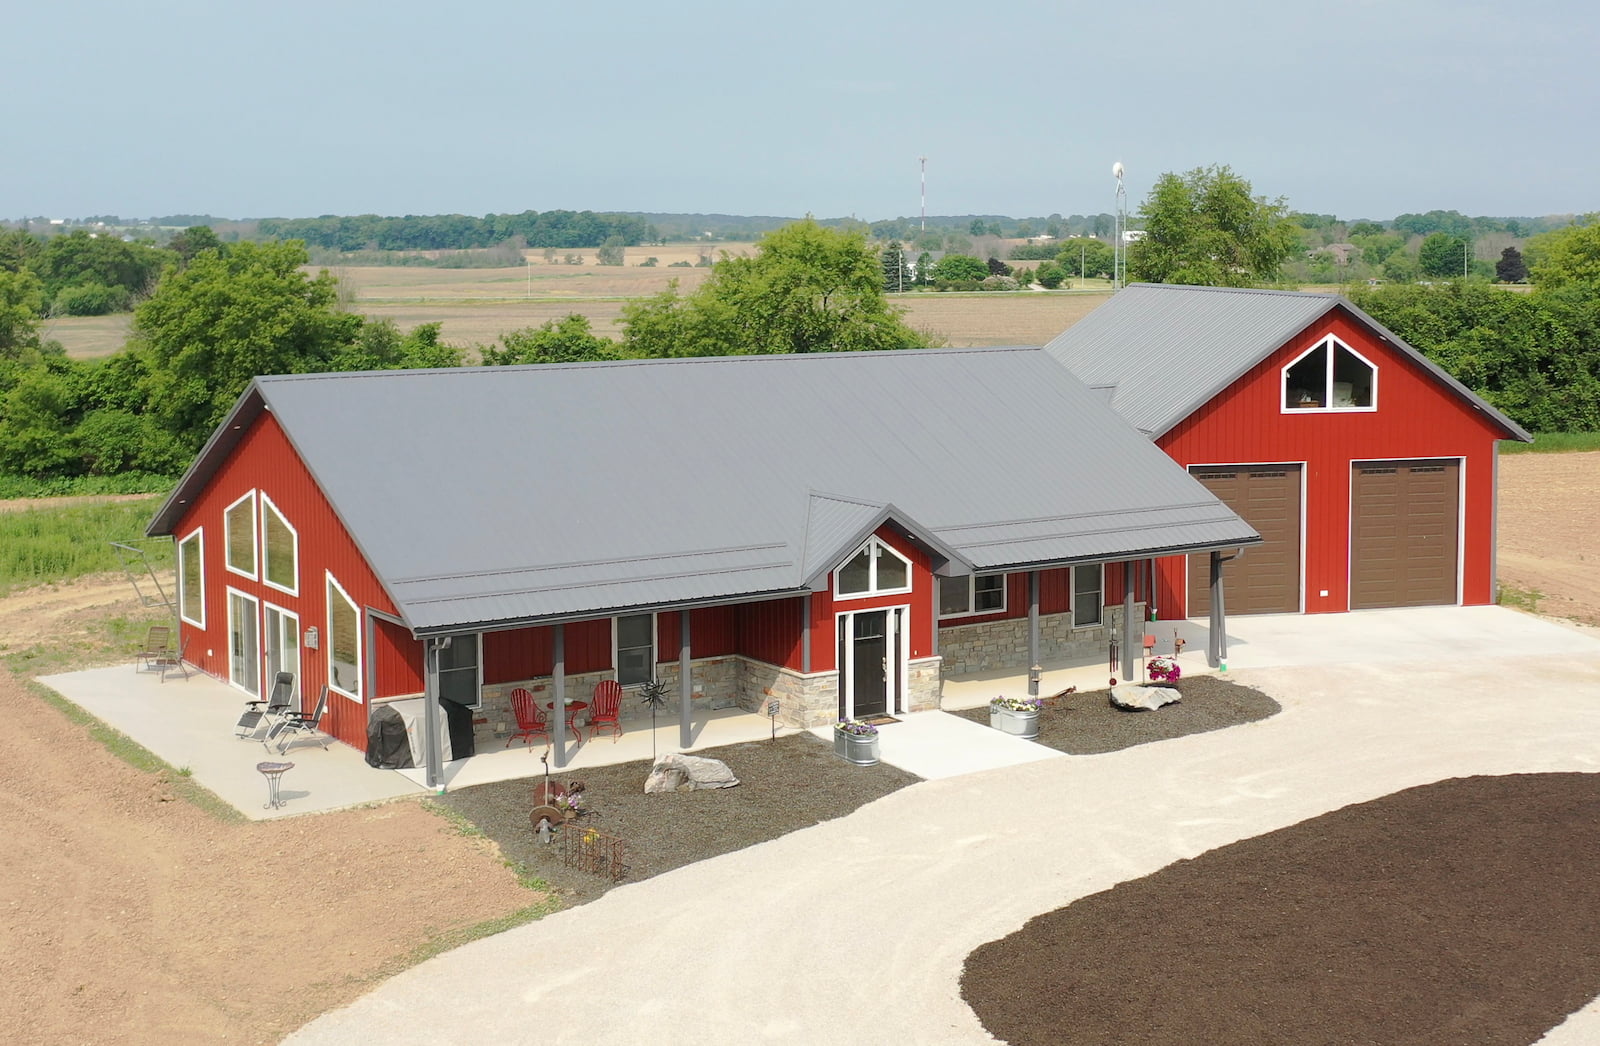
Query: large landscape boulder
[
  {"left": 1110, "top": 684, "right": 1181, "bottom": 712},
  {"left": 644, "top": 753, "right": 740, "bottom": 794}
]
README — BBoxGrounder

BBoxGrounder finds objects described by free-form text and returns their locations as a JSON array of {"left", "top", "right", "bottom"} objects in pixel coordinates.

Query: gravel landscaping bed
[
  {"left": 435, "top": 732, "right": 921, "bottom": 905},
  {"left": 950, "top": 674, "right": 1279, "bottom": 754}
]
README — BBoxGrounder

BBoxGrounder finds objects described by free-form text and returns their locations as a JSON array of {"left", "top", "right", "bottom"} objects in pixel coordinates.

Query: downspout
[
  {"left": 678, "top": 611, "right": 693, "bottom": 749},
  {"left": 1121, "top": 562, "right": 1136, "bottom": 682},
  {"left": 552, "top": 623, "right": 566, "bottom": 769},
  {"left": 1027, "top": 570, "right": 1041, "bottom": 696}
]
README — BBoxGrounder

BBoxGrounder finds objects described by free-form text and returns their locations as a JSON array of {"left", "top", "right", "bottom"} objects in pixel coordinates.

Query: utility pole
[{"left": 919, "top": 156, "right": 927, "bottom": 233}]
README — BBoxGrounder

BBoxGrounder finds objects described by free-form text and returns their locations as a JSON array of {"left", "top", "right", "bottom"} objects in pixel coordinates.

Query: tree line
[
  {"left": 0, "top": 222, "right": 931, "bottom": 490},
  {"left": 255, "top": 210, "right": 657, "bottom": 252}
]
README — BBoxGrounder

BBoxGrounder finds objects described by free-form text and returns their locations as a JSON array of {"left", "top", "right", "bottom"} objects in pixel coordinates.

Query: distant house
[
  {"left": 1044, "top": 284, "right": 1531, "bottom": 620},
  {"left": 149, "top": 349, "right": 1256, "bottom": 783}
]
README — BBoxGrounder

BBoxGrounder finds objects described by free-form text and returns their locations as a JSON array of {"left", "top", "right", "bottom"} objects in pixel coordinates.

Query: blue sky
[{"left": 5, "top": 0, "right": 1596, "bottom": 222}]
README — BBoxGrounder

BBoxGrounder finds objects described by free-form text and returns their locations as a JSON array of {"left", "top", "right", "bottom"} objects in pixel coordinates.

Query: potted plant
[
  {"left": 833, "top": 718, "right": 880, "bottom": 765},
  {"left": 989, "top": 695, "right": 1043, "bottom": 738},
  {"left": 1147, "top": 655, "right": 1182, "bottom": 683}
]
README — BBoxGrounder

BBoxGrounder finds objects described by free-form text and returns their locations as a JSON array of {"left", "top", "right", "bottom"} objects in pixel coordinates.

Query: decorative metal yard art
[
  {"left": 561, "top": 825, "right": 629, "bottom": 882},
  {"left": 638, "top": 678, "right": 670, "bottom": 760}
]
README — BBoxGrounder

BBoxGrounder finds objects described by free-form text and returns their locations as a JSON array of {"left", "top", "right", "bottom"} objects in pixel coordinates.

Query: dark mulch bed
[
  {"left": 435, "top": 732, "right": 920, "bottom": 905},
  {"left": 950, "top": 674, "right": 1280, "bottom": 754},
  {"left": 963, "top": 773, "right": 1600, "bottom": 1046}
]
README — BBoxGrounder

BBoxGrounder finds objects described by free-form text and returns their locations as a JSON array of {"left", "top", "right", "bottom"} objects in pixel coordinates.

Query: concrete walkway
[{"left": 284, "top": 606, "right": 1600, "bottom": 1045}]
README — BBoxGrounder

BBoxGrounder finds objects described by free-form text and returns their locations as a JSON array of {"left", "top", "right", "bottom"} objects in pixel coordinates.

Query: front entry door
[{"left": 851, "top": 611, "right": 888, "bottom": 718}]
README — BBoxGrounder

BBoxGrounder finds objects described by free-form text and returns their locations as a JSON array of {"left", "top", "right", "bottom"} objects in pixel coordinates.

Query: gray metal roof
[
  {"left": 151, "top": 347, "right": 1260, "bottom": 634},
  {"left": 1043, "top": 283, "right": 1532, "bottom": 441}
]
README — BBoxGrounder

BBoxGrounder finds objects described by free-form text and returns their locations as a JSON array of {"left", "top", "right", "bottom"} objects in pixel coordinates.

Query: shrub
[{"left": 53, "top": 283, "right": 129, "bottom": 316}]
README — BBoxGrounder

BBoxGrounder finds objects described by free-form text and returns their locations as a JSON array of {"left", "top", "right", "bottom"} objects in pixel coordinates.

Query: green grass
[
  {"left": 0, "top": 497, "right": 167, "bottom": 596},
  {"left": 1501, "top": 432, "right": 1600, "bottom": 454},
  {"left": 1497, "top": 583, "right": 1544, "bottom": 614},
  {"left": 0, "top": 609, "right": 156, "bottom": 676},
  {"left": 0, "top": 472, "right": 177, "bottom": 498}
]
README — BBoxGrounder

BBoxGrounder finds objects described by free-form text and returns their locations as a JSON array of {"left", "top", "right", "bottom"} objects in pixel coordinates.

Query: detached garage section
[{"left": 1045, "top": 284, "right": 1531, "bottom": 618}]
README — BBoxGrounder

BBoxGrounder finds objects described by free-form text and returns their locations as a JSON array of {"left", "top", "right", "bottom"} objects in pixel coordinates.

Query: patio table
[{"left": 544, "top": 700, "right": 588, "bottom": 742}]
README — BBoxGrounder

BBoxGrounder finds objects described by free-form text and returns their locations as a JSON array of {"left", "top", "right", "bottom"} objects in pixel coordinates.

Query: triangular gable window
[
  {"left": 834, "top": 536, "right": 913, "bottom": 597},
  {"left": 1282, "top": 335, "right": 1377, "bottom": 412}
]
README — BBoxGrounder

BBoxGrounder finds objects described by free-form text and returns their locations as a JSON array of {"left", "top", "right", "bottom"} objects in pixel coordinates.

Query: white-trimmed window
[
  {"left": 1283, "top": 335, "right": 1377, "bottom": 412},
  {"left": 177, "top": 529, "right": 205, "bottom": 628},
  {"left": 326, "top": 572, "right": 362, "bottom": 701},
  {"left": 260, "top": 494, "right": 298, "bottom": 595},
  {"left": 938, "top": 574, "right": 1006, "bottom": 618},
  {"left": 1072, "top": 564, "right": 1104, "bottom": 628},
  {"left": 224, "top": 491, "right": 257, "bottom": 578},
  {"left": 835, "top": 536, "right": 913, "bottom": 597},
  {"left": 438, "top": 633, "right": 482, "bottom": 709},
  {"left": 614, "top": 614, "right": 655, "bottom": 687}
]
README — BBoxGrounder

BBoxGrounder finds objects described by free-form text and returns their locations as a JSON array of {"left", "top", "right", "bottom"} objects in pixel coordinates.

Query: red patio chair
[
  {"left": 507, "top": 688, "right": 551, "bottom": 750},
  {"left": 589, "top": 679, "right": 623, "bottom": 742}
]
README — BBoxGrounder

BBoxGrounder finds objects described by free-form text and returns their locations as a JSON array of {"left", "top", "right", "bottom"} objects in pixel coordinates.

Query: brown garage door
[
  {"left": 1350, "top": 459, "right": 1459, "bottom": 609},
  {"left": 1188, "top": 465, "right": 1301, "bottom": 616}
]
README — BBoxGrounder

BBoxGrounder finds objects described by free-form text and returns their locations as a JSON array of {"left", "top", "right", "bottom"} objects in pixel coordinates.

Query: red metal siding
[
  {"left": 1154, "top": 307, "right": 1504, "bottom": 618},
  {"left": 656, "top": 607, "right": 736, "bottom": 663},
  {"left": 821, "top": 525, "right": 937, "bottom": 663},
  {"left": 172, "top": 411, "right": 404, "bottom": 749},
  {"left": 736, "top": 597, "right": 807, "bottom": 670},
  {"left": 373, "top": 617, "right": 424, "bottom": 698}
]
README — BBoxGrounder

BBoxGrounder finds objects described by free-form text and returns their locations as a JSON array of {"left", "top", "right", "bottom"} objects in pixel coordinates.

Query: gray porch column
[
  {"left": 1027, "top": 570, "right": 1041, "bottom": 696},
  {"left": 1121, "top": 562, "right": 1136, "bottom": 681},
  {"left": 422, "top": 638, "right": 442, "bottom": 790},
  {"left": 552, "top": 622, "right": 567, "bottom": 768},
  {"left": 678, "top": 611, "right": 693, "bottom": 749},
  {"left": 801, "top": 596, "right": 812, "bottom": 673},
  {"left": 1208, "top": 551, "right": 1230, "bottom": 668}
]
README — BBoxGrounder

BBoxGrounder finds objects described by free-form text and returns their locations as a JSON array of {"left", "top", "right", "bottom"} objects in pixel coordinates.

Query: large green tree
[
  {"left": 1127, "top": 164, "right": 1298, "bottom": 286},
  {"left": 1525, "top": 216, "right": 1600, "bottom": 292},
  {"left": 132, "top": 240, "right": 363, "bottom": 447},
  {"left": 620, "top": 219, "right": 930, "bottom": 357},
  {"left": 1418, "top": 232, "right": 1469, "bottom": 278},
  {"left": 479, "top": 315, "right": 617, "bottom": 365}
]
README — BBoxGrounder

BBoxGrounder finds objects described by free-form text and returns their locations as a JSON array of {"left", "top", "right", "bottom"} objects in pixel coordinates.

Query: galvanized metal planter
[
  {"left": 989, "top": 707, "right": 1040, "bottom": 739},
  {"left": 833, "top": 728, "right": 880, "bottom": 765}
]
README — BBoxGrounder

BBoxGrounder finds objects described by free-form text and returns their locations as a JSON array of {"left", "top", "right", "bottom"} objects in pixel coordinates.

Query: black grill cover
[
  {"left": 442, "top": 698, "right": 476, "bottom": 759},
  {"left": 365, "top": 704, "right": 413, "bottom": 769}
]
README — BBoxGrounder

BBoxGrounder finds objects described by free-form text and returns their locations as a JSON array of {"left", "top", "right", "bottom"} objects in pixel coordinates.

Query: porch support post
[
  {"left": 801, "top": 596, "right": 812, "bottom": 673},
  {"left": 1121, "top": 562, "right": 1136, "bottom": 682},
  {"left": 552, "top": 623, "right": 567, "bottom": 769},
  {"left": 1027, "top": 570, "right": 1041, "bottom": 696},
  {"left": 1208, "top": 551, "right": 1229, "bottom": 668},
  {"left": 678, "top": 611, "right": 693, "bottom": 749},
  {"left": 422, "top": 638, "right": 442, "bottom": 790}
]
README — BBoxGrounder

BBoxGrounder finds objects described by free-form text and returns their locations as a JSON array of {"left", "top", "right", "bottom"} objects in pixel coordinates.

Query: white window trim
[
  {"left": 612, "top": 612, "right": 658, "bottom": 688},
  {"left": 1071, "top": 563, "right": 1105, "bottom": 629},
  {"left": 262, "top": 601, "right": 302, "bottom": 705},
  {"left": 835, "top": 604, "right": 911, "bottom": 720},
  {"left": 938, "top": 573, "right": 1007, "bottom": 619},
  {"left": 833, "top": 536, "right": 915, "bottom": 599},
  {"left": 177, "top": 528, "right": 205, "bottom": 629},
  {"left": 326, "top": 571, "right": 362, "bottom": 703},
  {"left": 259, "top": 492, "right": 299, "bottom": 597},
  {"left": 225, "top": 586, "right": 261, "bottom": 697},
  {"left": 223, "top": 490, "right": 258, "bottom": 580},
  {"left": 1280, "top": 334, "right": 1379, "bottom": 415}
]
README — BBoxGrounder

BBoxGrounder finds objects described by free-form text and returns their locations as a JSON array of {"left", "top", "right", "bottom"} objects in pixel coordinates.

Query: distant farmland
[{"left": 49, "top": 246, "right": 1113, "bottom": 358}]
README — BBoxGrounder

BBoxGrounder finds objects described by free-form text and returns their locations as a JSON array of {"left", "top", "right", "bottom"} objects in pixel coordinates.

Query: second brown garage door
[
  {"left": 1350, "top": 459, "right": 1459, "bottom": 609},
  {"left": 1188, "top": 464, "right": 1302, "bottom": 616}
]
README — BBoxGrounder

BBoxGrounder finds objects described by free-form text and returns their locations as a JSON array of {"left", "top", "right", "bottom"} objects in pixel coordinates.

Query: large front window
[
  {"left": 178, "top": 530, "right": 204, "bottom": 627},
  {"left": 615, "top": 614, "right": 655, "bottom": 686},
  {"left": 1073, "top": 564, "right": 1104, "bottom": 628},
  {"left": 224, "top": 492, "right": 256, "bottom": 578},
  {"left": 835, "top": 536, "right": 913, "bottom": 597},
  {"left": 261, "top": 494, "right": 298, "bottom": 595},
  {"left": 939, "top": 574, "right": 1006, "bottom": 617},
  {"left": 326, "top": 573, "right": 361, "bottom": 700}
]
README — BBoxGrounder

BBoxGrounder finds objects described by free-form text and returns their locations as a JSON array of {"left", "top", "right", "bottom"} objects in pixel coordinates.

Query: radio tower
[{"left": 919, "top": 156, "right": 927, "bottom": 232}]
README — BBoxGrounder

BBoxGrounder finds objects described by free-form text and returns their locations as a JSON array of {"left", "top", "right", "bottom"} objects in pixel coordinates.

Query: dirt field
[
  {"left": 0, "top": 449, "right": 1593, "bottom": 1045},
  {"left": 1496, "top": 449, "right": 1600, "bottom": 626}
]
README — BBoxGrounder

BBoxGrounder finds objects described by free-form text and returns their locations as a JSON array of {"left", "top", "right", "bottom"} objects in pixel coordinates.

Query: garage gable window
[
  {"left": 1282, "top": 335, "right": 1376, "bottom": 412},
  {"left": 835, "top": 536, "right": 913, "bottom": 597}
]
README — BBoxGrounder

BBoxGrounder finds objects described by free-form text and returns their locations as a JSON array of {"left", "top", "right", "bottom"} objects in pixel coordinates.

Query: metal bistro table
[
  {"left": 257, "top": 761, "right": 294, "bottom": 809},
  {"left": 544, "top": 700, "right": 588, "bottom": 743}
]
